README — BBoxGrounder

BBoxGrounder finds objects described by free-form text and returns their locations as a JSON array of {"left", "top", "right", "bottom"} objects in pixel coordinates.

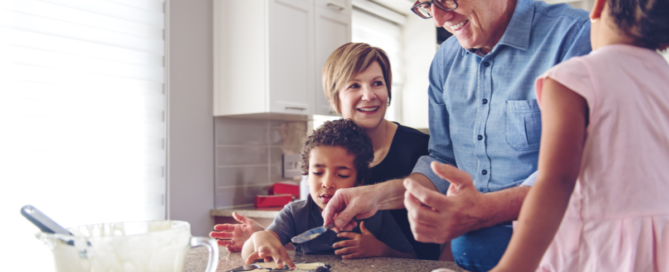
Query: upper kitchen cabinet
[
  {"left": 214, "top": 0, "right": 351, "bottom": 117},
  {"left": 313, "top": 0, "right": 352, "bottom": 115},
  {"left": 214, "top": 0, "right": 313, "bottom": 116}
]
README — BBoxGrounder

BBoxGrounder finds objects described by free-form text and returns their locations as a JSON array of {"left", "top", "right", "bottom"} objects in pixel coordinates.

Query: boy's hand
[
  {"left": 332, "top": 221, "right": 388, "bottom": 259},
  {"left": 244, "top": 231, "right": 296, "bottom": 270},
  {"left": 210, "top": 212, "right": 265, "bottom": 252}
]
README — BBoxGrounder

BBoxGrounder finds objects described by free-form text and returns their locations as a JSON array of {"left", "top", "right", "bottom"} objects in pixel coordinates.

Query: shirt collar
[
  {"left": 497, "top": 0, "right": 534, "bottom": 51},
  {"left": 460, "top": 0, "right": 534, "bottom": 56}
]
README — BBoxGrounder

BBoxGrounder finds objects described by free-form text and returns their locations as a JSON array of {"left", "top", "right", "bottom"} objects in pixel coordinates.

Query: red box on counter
[
  {"left": 254, "top": 194, "right": 293, "bottom": 208},
  {"left": 268, "top": 182, "right": 300, "bottom": 199}
]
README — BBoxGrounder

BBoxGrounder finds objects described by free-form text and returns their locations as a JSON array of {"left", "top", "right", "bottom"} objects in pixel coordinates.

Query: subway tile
[
  {"left": 216, "top": 146, "right": 269, "bottom": 166},
  {"left": 216, "top": 165, "right": 270, "bottom": 187},
  {"left": 269, "top": 146, "right": 303, "bottom": 165},
  {"left": 269, "top": 120, "right": 307, "bottom": 146},
  {"left": 215, "top": 117, "right": 268, "bottom": 145},
  {"left": 214, "top": 118, "right": 309, "bottom": 208},
  {"left": 269, "top": 164, "right": 303, "bottom": 183},
  {"left": 215, "top": 185, "right": 272, "bottom": 208}
]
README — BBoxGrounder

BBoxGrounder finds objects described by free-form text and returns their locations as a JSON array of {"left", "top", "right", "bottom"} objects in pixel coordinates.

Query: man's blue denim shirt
[{"left": 413, "top": 0, "right": 591, "bottom": 194}]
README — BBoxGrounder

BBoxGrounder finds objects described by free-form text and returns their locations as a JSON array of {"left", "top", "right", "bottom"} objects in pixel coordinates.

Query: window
[{"left": 0, "top": 0, "right": 166, "bottom": 270}]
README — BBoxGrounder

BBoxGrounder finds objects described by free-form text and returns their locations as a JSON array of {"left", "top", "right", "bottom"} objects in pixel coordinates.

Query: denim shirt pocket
[{"left": 505, "top": 100, "right": 542, "bottom": 151}]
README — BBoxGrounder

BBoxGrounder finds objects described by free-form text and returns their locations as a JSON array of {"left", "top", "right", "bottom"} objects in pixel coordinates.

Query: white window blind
[
  {"left": 0, "top": 0, "right": 166, "bottom": 270},
  {"left": 352, "top": 8, "right": 404, "bottom": 123}
]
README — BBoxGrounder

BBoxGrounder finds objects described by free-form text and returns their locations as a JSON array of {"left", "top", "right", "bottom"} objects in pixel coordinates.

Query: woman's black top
[{"left": 365, "top": 123, "right": 440, "bottom": 260}]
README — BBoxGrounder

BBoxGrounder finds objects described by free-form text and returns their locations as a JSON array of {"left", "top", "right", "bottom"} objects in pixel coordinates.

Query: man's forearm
[
  {"left": 478, "top": 185, "right": 530, "bottom": 229},
  {"left": 376, "top": 173, "right": 438, "bottom": 211}
]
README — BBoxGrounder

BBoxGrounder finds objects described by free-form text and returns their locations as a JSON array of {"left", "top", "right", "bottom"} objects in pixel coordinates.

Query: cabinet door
[
  {"left": 313, "top": 0, "right": 351, "bottom": 115},
  {"left": 268, "top": 0, "right": 314, "bottom": 115}
]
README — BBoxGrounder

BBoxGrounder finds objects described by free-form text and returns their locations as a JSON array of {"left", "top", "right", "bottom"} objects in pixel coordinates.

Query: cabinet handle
[
  {"left": 326, "top": 3, "right": 345, "bottom": 12},
  {"left": 285, "top": 107, "right": 307, "bottom": 111}
]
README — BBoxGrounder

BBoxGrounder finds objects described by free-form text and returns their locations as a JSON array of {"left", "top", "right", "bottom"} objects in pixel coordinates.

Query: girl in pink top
[{"left": 491, "top": 0, "right": 669, "bottom": 271}]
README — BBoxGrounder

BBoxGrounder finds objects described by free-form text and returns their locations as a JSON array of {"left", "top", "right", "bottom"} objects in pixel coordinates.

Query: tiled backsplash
[{"left": 215, "top": 117, "right": 307, "bottom": 208}]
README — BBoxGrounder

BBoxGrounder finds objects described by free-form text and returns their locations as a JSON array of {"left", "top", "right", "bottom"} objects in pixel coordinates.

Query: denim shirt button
[
  {"left": 482, "top": 169, "right": 488, "bottom": 175},
  {"left": 483, "top": 61, "right": 490, "bottom": 67},
  {"left": 482, "top": 99, "right": 488, "bottom": 104},
  {"left": 477, "top": 135, "right": 483, "bottom": 140}
]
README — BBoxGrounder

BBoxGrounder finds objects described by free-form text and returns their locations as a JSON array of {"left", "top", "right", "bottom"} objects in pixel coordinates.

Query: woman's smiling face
[
  {"left": 337, "top": 61, "right": 389, "bottom": 131},
  {"left": 308, "top": 145, "right": 358, "bottom": 211}
]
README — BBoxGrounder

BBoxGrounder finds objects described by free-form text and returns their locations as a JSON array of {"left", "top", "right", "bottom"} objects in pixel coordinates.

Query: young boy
[{"left": 242, "top": 119, "right": 415, "bottom": 269}]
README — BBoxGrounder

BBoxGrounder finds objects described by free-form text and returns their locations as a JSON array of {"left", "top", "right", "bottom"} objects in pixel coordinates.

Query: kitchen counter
[
  {"left": 212, "top": 207, "right": 285, "bottom": 229},
  {"left": 211, "top": 207, "right": 283, "bottom": 219},
  {"left": 184, "top": 246, "right": 468, "bottom": 272}
]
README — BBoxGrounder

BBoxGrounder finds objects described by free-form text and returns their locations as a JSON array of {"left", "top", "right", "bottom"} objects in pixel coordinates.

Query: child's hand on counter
[
  {"left": 210, "top": 212, "right": 265, "bottom": 252},
  {"left": 243, "top": 230, "right": 296, "bottom": 270}
]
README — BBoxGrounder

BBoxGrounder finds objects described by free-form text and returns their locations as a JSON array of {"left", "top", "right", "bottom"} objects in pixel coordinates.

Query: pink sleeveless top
[{"left": 535, "top": 45, "right": 669, "bottom": 271}]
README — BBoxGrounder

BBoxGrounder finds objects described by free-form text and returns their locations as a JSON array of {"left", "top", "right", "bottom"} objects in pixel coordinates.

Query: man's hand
[
  {"left": 210, "top": 212, "right": 265, "bottom": 252},
  {"left": 332, "top": 221, "right": 388, "bottom": 259},
  {"left": 243, "top": 231, "right": 296, "bottom": 270},
  {"left": 322, "top": 186, "right": 380, "bottom": 232},
  {"left": 404, "top": 161, "right": 491, "bottom": 244}
]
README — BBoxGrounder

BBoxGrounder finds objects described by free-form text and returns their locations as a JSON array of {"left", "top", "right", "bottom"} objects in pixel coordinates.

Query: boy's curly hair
[{"left": 301, "top": 119, "right": 374, "bottom": 185}]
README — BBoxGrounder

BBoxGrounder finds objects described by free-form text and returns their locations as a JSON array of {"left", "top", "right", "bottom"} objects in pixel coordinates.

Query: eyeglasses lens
[
  {"left": 412, "top": 0, "right": 457, "bottom": 19},
  {"left": 414, "top": 3, "right": 431, "bottom": 19}
]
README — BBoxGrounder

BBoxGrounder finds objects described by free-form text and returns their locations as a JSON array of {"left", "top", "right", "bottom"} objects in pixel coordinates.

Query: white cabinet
[
  {"left": 314, "top": 0, "right": 352, "bottom": 115},
  {"left": 214, "top": 0, "right": 312, "bottom": 116},
  {"left": 268, "top": 0, "right": 314, "bottom": 114},
  {"left": 214, "top": 0, "right": 351, "bottom": 117}
]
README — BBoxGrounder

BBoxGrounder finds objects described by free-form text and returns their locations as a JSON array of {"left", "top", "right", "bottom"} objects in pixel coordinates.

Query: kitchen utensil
[
  {"left": 291, "top": 223, "right": 335, "bottom": 244},
  {"left": 21, "top": 205, "right": 72, "bottom": 235},
  {"left": 228, "top": 263, "right": 262, "bottom": 271},
  {"left": 35, "top": 220, "right": 218, "bottom": 272},
  {"left": 21, "top": 205, "right": 87, "bottom": 246}
]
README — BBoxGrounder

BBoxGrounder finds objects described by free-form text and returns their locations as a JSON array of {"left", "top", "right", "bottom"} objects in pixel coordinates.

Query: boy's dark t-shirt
[
  {"left": 365, "top": 123, "right": 441, "bottom": 260},
  {"left": 267, "top": 196, "right": 413, "bottom": 255}
]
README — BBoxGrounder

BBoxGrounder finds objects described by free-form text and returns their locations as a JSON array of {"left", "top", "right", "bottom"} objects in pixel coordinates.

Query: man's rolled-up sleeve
[{"left": 412, "top": 156, "right": 453, "bottom": 194}]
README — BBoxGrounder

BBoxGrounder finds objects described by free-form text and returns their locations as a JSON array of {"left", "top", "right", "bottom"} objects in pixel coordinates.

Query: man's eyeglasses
[{"left": 411, "top": 0, "right": 459, "bottom": 19}]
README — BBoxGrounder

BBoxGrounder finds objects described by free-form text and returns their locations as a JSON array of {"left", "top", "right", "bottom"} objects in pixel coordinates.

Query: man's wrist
[
  {"left": 375, "top": 179, "right": 407, "bottom": 210},
  {"left": 475, "top": 192, "right": 497, "bottom": 229},
  {"left": 477, "top": 186, "right": 530, "bottom": 229}
]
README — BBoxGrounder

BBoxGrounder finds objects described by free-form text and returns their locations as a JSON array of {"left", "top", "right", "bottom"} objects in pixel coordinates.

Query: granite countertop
[
  {"left": 184, "top": 247, "right": 468, "bottom": 272},
  {"left": 211, "top": 207, "right": 283, "bottom": 219}
]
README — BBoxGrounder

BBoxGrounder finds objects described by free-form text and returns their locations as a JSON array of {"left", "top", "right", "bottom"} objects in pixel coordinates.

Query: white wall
[
  {"left": 401, "top": 15, "right": 436, "bottom": 129},
  {"left": 167, "top": 0, "right": 215, "bottom": 236}
]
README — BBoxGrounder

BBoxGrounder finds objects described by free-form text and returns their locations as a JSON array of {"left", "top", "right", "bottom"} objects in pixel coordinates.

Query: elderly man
[{"left": 322, "top": 0, "right": 591, "bottom": 271}]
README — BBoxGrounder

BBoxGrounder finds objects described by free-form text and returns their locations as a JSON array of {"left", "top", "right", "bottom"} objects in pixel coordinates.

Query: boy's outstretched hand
[
  {"left": 243, "top": 231, "right": 296, "bottom": 270},
  {"left": 209, "top": 212, "right": 265, "bottom": 252},
  {"left": 332, "top": 221, "right": 389, "bottom": 259}
]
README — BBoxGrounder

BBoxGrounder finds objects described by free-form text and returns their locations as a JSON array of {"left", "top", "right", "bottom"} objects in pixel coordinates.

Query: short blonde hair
[{"left": 322, "top": 43, "right": 392, "bottom": 114}]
